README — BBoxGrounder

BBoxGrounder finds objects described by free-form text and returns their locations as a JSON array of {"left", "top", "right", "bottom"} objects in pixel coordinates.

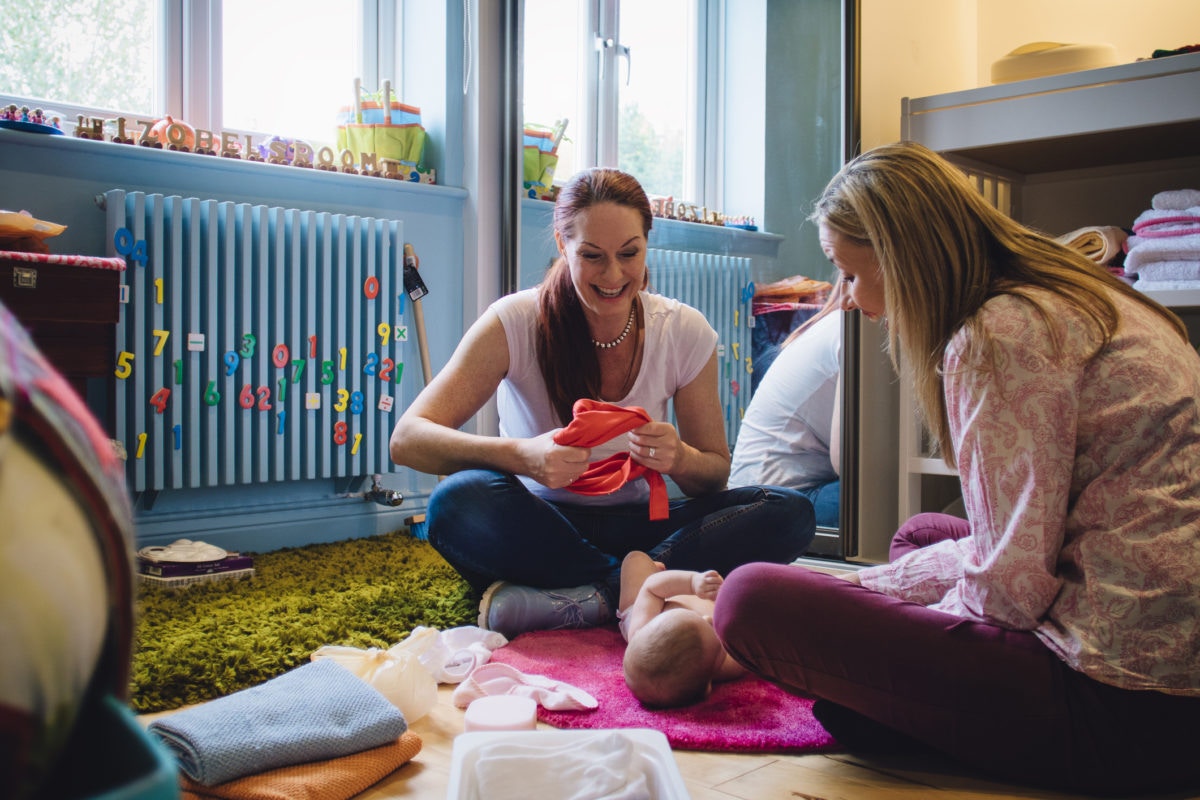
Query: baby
[{"left": 618, "top": 551, "right": 746, "bottom": 708}]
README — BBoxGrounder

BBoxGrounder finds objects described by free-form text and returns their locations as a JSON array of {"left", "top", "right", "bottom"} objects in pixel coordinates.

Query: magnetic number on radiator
[
  {"left": 745, "top": 356, "right": 753, "bottom": 374},
  {"left": 239, "top": 334, "right": 257, "bottom": 358},
  {"left": 349, "top": 391, "right": 364, "bottom": 415},
  {"left": 239, "top": 384, "right": 272, "bottom": 411},
  {"left": 115, "top": 351, "right": 135, "bottom": 379},
  {"left": 135, "top": 432, "right": 147, "bottom": 459},
  {"left": 153, "top": 278, "right": 164, "bottom": 305},
  {"left": 320, "top": 360, "right": 335, "bottom": 385},
  {"left": 379, "top": 358, "right": 394, "bottom": 382},
  {"left": 113, "top": 227, "right": 148, "bottom": 267},
  {"left": 152, "top": 329, "right": 170, "bottom": 356},
  {"left": 734, "top": 310, "right": 739, "bottom": 327},
  {"left": 277, "top": 410, "right": 287, "bottom": 436},
  {"left": 272, "top": 344, "right": 290, "bottom": 369},
  {"left": 731, "top": 342, "right": 739, "bottom": 360},
  {"left": 730, "top": 379, "right": 740, "bottom": 397},
  {"left": 277, "top": 377, "right": 287, "bottom": 404},
  {"left": 334, "top": 388, "right": 349, "bottom": 413},
  {"left": 149, "top": 387, "right": 170, "bottom": 414},
  {"left": 363, "top": 353, "right": 379, "bottom": 376},
  {"left": 204, "top": 380, "right": 221, "bottom": 405},
  {"left": 377, "top": 322, "right": 391, "bottom": 346},
  {"left": 351, "top": 432, "right": 362, "bottom": 455},
  {"left": 173, "top": 423, "right": 182, "bottom": 450},
  {"left": 333, "top": 420, "right": 349, "bottom": 445},
  {"left": 290, "top": 359, "right": 305, "bottom": 383},
  {"left": 224, "top": 351, "right": 240, "bottom": 375},
  {"left": 363, "top": 276, "right": 380, "bottom": 299},
  {"left": 308, "top": 334, "right": 318, "bottom": 359},
  {"left": 338, "top": 346, "right": 347, "bottom": 370},
  {"left": 174, "top": 359, "right": 183, "bottom": 384}
]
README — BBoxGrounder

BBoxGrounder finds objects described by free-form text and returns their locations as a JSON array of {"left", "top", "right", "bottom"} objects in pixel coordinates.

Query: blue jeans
[
  {"left": 426, "top": 469, "right": 816, "bottom": 604},
  {"left": 799, "top": 479, "right": 840, "bottom": 529}
]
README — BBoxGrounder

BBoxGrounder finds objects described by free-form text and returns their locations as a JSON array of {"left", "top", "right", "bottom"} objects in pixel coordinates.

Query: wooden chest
[{"left": 0, "top": 253, "right": 124, "bottom": 431}]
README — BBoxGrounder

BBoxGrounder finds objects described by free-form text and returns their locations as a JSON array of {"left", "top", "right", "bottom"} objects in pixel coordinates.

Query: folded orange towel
[
  {"left": 552, "top": 399, "right": 669, "bottom": 520},
  {"left": 179, "top": 731, "right": 422, "bottom": 800}
]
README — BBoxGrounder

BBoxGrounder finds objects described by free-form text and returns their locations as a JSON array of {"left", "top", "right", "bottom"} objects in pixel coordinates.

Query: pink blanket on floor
[{"left": 488, "top": 625, "right": 837, "bottom": 754}]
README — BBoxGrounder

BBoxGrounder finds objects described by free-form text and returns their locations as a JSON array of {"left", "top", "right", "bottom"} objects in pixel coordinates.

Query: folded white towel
[
  {"left": 452, "top": 662, "right": 598, "bottom": 711},
  {"left": 1129, "top": 261, "right": 1200, "bottom": 283},
  {"left": 1131, "top": 206, "right": 1200, "bottom": 236},
  {"left": 471, "top": 732, "right": 651, "bottom": 800},
  {"left": 1132, "top": 278, "right": 1200, "bottom": 293},
  {"left": 1152, "top": 189, "right": 1200, "bottom": 211},
  {"left": 1124, "top": 233, "right": 1200, "bottom": 273}
]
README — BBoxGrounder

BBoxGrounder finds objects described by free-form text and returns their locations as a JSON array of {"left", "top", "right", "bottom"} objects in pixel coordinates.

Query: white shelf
[{"left": 899, "top": 54, "right": 1200, "bottom": 523}]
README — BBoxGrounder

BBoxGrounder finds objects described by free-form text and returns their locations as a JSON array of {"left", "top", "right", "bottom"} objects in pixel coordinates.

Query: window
[
  {"left": 523, "top": 0, "right": 712, "bottom": 204},
  {"left": 1, "top": 0, "right": 395, "bottom": 149}
]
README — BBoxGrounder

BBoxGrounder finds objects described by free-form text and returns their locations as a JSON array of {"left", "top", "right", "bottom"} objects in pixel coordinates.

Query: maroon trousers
[{"left": 713, "top": 513, "right": 1200, "bottom": 796}]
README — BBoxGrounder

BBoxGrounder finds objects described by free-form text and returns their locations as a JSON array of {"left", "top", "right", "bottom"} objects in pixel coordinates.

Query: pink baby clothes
[{"left": 452, "top": 662, "right": 598, "bottom": 711}]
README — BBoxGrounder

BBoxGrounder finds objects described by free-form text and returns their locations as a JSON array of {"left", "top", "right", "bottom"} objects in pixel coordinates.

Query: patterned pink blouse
[{"left": 859, "top": 289, "right": 1200, "bottom": 696}]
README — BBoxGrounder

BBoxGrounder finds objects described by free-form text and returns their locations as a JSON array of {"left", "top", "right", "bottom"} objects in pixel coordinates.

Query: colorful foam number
[
  {"left": 113, "top": 227, "right": 148, "bottom": 267},
  {"left": 351, "top": 433, "right": 362, "bottom": 455},
  {"left": 333, "top": 420, "right": 348, "bottom": 445},
  {"left": 149, "top": 387, "right": 171, "bottom": 413},
  {"left": 363, "top": 276, "right": 380, "bottom": 299},
  {"left": 377, "top": 322, "right": 391, "bottom": 345},
  {"left": 115, "top": 351, "right": 135, "bottom": 379},
  {"left": 204, "top": 380, "right": 221, "bottom": 405}
]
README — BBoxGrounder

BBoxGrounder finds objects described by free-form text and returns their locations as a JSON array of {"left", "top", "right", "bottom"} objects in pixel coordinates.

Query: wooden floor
[
  {"left": 143, "top": 682, "right": 1200, "bottom": 799},
  {"left": 362, "top": 684, "right": 1200, "bottom": 799}
]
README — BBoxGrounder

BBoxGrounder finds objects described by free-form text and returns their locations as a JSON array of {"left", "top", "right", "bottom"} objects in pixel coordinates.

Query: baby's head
[{"left": 623, "top": 608, "right": 725, "bottom": 708}]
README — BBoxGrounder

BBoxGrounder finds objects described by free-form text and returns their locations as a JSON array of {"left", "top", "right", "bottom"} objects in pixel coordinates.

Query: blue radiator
[
  {"left": 103, "top": 189, "right": 412, "bottom": 493},
  {"left": 648, "top": 248, "right": 754, "bottom": 447}
]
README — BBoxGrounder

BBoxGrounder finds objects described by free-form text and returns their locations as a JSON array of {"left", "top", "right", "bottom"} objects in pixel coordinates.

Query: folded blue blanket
[{"left": 147, "top": 659, "right": 407, "bottom": 785}]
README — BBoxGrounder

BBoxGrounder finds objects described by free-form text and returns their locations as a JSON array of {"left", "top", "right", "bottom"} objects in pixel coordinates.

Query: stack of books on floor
[{"left": 136, "top": 539, "right": 254, "bottom": 588}]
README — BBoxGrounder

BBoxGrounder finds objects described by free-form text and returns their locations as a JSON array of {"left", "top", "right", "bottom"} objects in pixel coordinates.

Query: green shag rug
[{"left": 130, "top": 530, "right": 476, "bottom": 714}]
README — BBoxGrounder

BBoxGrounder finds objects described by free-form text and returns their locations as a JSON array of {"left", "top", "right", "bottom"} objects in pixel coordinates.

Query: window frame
[
  {"left": 0, "top": 0, "right": 400, "bottom": 147},
  {"left": 556, "top": 0, "right": 718, "bottom": 208}
]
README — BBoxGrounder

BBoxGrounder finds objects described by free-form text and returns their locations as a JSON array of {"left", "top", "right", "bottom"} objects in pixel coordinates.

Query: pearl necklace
[{"left": 592, "top": 302, "right": 637, "bottom": 349}]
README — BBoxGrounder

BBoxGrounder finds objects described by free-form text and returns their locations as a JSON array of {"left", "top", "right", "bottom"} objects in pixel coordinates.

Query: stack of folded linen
[
  {"left": 1125, "top": 189, "right": 1200, "bottom": 292},
  {"left": 147, "top": 659, "right": 420, "bottom": 800}
]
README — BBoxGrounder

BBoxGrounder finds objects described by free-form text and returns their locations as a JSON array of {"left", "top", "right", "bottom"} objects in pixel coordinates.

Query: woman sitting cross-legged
[
  {"left": 715, "top": 142, "right": 1200, "bottom": 797},
  {"left": 390, "top": 167, "right": 815, "bottom": 640}
]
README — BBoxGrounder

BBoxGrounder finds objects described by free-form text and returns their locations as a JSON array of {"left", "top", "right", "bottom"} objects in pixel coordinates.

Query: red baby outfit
[{"left": 552, "top": 399, "right": 669, "bottom": 520}]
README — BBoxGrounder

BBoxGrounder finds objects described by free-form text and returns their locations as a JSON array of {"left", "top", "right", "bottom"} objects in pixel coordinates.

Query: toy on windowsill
[
  {"left": 522, "top": 119, "right": 567, "bottom": 200},
  {"left": 0, "top": 104, "right": 64, "bottom": 135},
  {"left": 646, "top": 194, "right": 756, "bottom": 230},
  {"left": 65, "top": 99, "right": 437, "bottom": 184}
]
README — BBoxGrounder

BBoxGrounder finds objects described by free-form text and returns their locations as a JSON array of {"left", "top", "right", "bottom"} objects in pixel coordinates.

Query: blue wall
[{"left": 0, "top": 130, "right": 466, "bottom": 552}]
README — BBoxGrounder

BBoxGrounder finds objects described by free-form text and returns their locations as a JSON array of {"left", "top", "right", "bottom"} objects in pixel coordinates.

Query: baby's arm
[{"left": 623, "top": 569, "right": 718, "bottom": 641}]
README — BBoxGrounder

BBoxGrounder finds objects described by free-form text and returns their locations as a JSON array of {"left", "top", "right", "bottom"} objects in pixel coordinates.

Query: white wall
[{"left": 860, "top": 0, "right": 1200, "bottom": 149}]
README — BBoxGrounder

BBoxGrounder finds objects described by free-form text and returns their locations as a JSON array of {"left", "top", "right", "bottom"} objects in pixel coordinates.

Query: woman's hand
[
  {"left": 627, "top": 420, "right": 681, "bottom": 472},
  {"left": 518, "top": 430, "right": 591, "bottom": 489}
]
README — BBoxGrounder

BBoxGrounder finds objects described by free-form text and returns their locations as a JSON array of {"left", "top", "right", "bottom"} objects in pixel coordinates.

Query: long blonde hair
[{"left": 811, "top": 141, "right": 1186, "bottom": 467}]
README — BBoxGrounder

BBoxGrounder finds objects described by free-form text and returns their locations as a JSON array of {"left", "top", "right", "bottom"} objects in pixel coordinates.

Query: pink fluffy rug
[{"left": 489, "top": 625, "right": 838, "bottom": 754}]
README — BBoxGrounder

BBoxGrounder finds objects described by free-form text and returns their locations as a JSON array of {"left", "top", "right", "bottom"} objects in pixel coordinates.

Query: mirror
[{"left": 508, "top": 0, "right": 859, "bottom": 558}]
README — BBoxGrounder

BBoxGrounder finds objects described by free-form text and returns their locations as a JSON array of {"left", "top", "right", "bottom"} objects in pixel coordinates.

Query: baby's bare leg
[{"left": 619, "top": 551, "right": 663, "bottom": 612}]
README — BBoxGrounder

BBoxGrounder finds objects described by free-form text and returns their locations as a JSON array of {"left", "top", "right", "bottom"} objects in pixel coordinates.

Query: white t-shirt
[
  {"left": 728, "top": 310, "right": 841, "bottom": 490},
  {"left": 492, "top": 288, "right": 718, "bottom": 505}
]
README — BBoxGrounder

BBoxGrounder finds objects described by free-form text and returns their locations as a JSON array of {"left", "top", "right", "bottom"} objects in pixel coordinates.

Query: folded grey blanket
[{"left": 147, "top": 659, "right": 407, "bottom": 785}]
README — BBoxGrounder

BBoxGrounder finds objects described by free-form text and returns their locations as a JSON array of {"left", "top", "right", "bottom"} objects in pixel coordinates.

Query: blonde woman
[{"left": 715, "top": 142, "right": 1200, "bottom": 796}]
